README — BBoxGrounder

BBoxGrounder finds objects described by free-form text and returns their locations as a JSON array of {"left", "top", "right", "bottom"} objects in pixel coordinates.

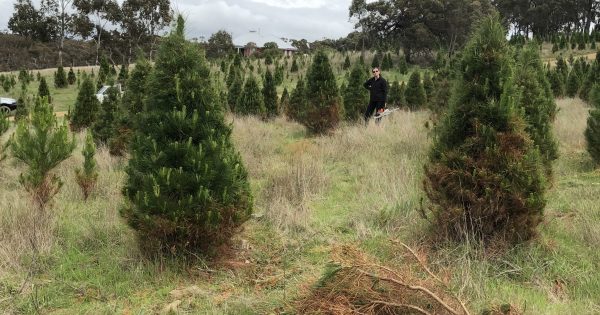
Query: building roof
[{"left": 233, "top": 31, "right": 297, "bottom": 50}]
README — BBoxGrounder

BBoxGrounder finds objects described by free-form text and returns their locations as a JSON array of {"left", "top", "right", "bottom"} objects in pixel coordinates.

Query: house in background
[{"left": 233, "top": 30, "right": 297, "bottom": 57}]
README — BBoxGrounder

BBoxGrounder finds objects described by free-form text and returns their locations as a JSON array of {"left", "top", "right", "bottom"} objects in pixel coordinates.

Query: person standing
[{"left": 363, "top": 67, "right": 388, "bottom": 124}]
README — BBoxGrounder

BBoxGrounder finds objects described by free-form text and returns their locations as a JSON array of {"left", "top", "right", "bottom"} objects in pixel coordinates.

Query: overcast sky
[{"left": 0, "top": 0, "right": 357, "bottom": 41}]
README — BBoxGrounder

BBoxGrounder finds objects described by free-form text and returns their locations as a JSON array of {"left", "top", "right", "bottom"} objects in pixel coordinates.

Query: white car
[
  {"left": 0, "top": 97, "right": 17, "bottom": 114},
  {"left": 96, "top": 84, "right": 123, "bottom": 103}
]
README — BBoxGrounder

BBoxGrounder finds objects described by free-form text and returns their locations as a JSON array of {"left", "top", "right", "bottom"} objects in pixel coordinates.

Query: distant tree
[
  {"left": 422, "top": 71, "right": 434, "bottom": 103},
  {"left": 398, "top": 55, "right": 408, "bottom": 74},
  {"left": 548, "top": 70, "right": 565, "bottom": 98},
  {"left": 11, "top": 98, "right": 75, "bottom": 210},
  {"left": 585, "top": 84, "right": 600, "bottom": 164},
  {"left": 288, "top": 77, "right": 307, "bottom": 120},
  {"left": 118, "top": 64, "right": 129, "bottom": 83},
  {"left": 97, "top": 55, "right": 111, "bottom": 86},
  {"left": 54, "top": 66, "right": 68, "bottom": 88},
  {"left": 343, "top": 55, "right": 351, "bottom": 70},
  {"left": 301, "top": 50, "right": 342, "bottom": 133},
  {"left": 236, "top": 75, "right": 265, "bottom": 117},
  {"left": 206, "top": 30, "right": 234, "bottom": 59},
  {"left": 73, "top": 0, "right": 120, "bottom": 64},
  {"left": 343, "top": 62, "right": 369, "bottom": 121},
  {"left": 70, "top": 74, "right": 100, "bottom": 131},
  {"left": 8, "top": 0, "right": 55, "bottom": 42},
  {"left": 119, "top": 0, "right": 171, "bottom": 63},
  {"left": 566, "top": 71, "right": 580, "bottom": 97},
  {"left": 67, "top": 67, "right": 76, "bottom": 85},
  {"left": 290, "top": 58, "right": 299, "bottom": 72},
  {"left": 38, "top": 77, "right": 51, "bottom": 103},
  {"left": 280, "top": 87, "right": 290, "bottom": 115},
  {"left": 75, "top": 130, "right": 98, "bottom": 200},
  {"left": 121, "top": 56, "right": 152, "bottom": 114},
  {"left": 405, "top": 71, "right": 426, "bottom": 109},
  {"left": 227, "top": 72, "right": 244, "bottom": 112},
  {"left": 92, "top": 86, "right": 120, "bottom": 144},
  {"left": 262, "top": 69, "right": 278, "bottom": 118}
]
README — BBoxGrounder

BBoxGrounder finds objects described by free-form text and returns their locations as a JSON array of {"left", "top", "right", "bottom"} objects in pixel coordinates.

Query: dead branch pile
[{"left": 296, "top": 243, "right": 470, "bottom": 315}]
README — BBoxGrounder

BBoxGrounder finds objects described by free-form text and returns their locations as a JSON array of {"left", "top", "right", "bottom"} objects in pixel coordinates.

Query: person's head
[{"left": 372, "top": 67, "right": 380, "bottom": 78}]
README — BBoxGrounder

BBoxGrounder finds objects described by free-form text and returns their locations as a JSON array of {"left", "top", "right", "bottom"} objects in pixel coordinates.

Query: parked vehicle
[
  {"left": 96, "top": 84, "right": 124, "bottom": 103},
  {"left": 0, "top": 97, "right": 17, "bottom": 114}
]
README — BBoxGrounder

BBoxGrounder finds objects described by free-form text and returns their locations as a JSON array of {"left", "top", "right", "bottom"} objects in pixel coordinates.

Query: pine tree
[
  {"left": 67, "top": 67, "right": 76, "bottom": 85},
  {"left": 371, "top": 51, "right": 382, "bottom": 68},
  {"left": 405, "top": 71, "right": 426, "bottom": 109},
  {"left": 92, "top": 86, "right": 120, "bottom": 144},
  {"left": 98, "top": 55, "right": 111, "bottom": 86},
  {"left": 118, "top": 64, "right": 129, "bottom": 83},
  {"left": 122, "top": 56, "right": 152, "bottom": 115},
  {"left": 423, "top": 16, "right": 546, "bottom": 244},
  {"left": 422, "top": 71, "right": 434, "bottom": 104},
  {"left": 342, "top": 55, "right": 351, "bottom": 70},
  {"left": 288, "top": 77, "right": 307, "bottom": 120},
  {"left": 70, "top": 74, "right": 100, "bottom": 131},
  {"left": 55, "top": 66, "right": 68, "bottom": 88},
  {"left": 236, "top": 75, "right": 265, "bottom": 117},
  {"left": 548, "top": 69, "right": 565, "bottom": 98},
  {"left": 75, "top": 130, "right": 98, "bottom": 200},
  {"left": 280, "top": 87, "right": 290, "bottom": 115},
  {"left": 555, "top": 55, "right": 569, "bottom": 80},
  {"left": 565, "top": 70, "right": 580, "bottom": 97},
  {"left": 38, "top": 77, "right": 51, "bottom": 103},
  {"left": 274, "top": 65, "right": 284, "bottom": 85},
  {"left": 290, "top": 58, "right": 299, "bottom": 72},
  {"left": 343, "top": 62, "right": 369, "bottom": 121},
  {"left": 15, "top": 82, "right": 30, "bottom": 122},
  {"left": 586, "top": 84, "right": 600, "bottom": 164},
  {"left": 381, "top": 52, "right": 393, "bottom": 70},
  {"left": 387, "top": 80, "right": 401, "bottom": 106},
  {"left": 301, "top": 50, "right": 342, "bottom": 133},
  {"left": 398, "top": 55, "right": 408, "bottom": 74},
  {"left": 262, "top": 69, "right": 278, "bottom": 118},
  {"left": 515, "top": 42, "right": 558, "bottom": 176},
  {"left": 122, "top": 16, "right": 253, "bottom": 255},
  {"left": 11, "top": 98, "right": 75, "bottom": 210},
  {"left": 227, "top": 72, "right": 244, "bottom": 112},
  {"left": 579, "top": 52, "right": 600, "bottom": 102}
]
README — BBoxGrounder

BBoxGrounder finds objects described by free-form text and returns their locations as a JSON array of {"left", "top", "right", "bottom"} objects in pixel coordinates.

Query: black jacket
[{"left": 363, "top": 76, "right": 388, "bottom": 102}]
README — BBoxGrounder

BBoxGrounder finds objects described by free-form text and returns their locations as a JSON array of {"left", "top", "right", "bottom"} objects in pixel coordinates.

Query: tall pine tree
[
  {"left": 236, "top": 75, "right": 265, "bottom": 117},
  {"left": 70, "top": 74, "right": 100, "bottom": 131},
  {"left": 343, "top": 62, "right": 369, "bottom": 121},
  {"left": 262, "top": 69, "right": 278, "bottom": 118},
  {"left": 405, "top": 71, "right": 426, "bottom": 109},
  {"left": 423, "top": 16, "right": 547, "bottom": 244},
  {"left": 122, "top": 16, "right": 252, "bottom": 254}
]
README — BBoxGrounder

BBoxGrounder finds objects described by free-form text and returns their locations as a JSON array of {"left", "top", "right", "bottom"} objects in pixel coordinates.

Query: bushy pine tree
[
  {"left": 11, "top": 98, "right": 75, "bottom": 210},
  {"left": 387, "top": 80, "right": 402, "bottom": 107},
  {"left": 548, "top": 70, "right": 565, "bottom": 98},
  {"left": 515, "top": 43, "right": 558, "bottom": 175},
  {"left": 290, "top": 58, "right": 299, "bottom": 72},
  {"left": 118, "top": 64, "right": 129, "bottom": 83},
  {"left": 287, "top": 76, "right": 307, "bottom": 120},
  {"left": 122, "top": 56, "right": 152, "bottom": 115},
  {"left": 342, "top": 55, "right": 351, "bottom": 70},
  {"left": 371, "top": 51, "right": 381, "bottom": 68},
  {"left": 92, "top": 86, "right": 120, "bottom": 144},
  {"left": 54, "top": 66, "right": 68, "bottom": 88},
  {"left": 70, "top": 74, "right": 100, "bottom": 131},
  {"left": 405, "top": 71, "right": 426, "bottom": 109},
  {"left": 227, "top": 72, "right": 243, "bottom": 112},
  {"left": 565, "top": 70, "right": 580, "bottom": 97},
  {"left": 579, "top": 52, "right": 599, "bottom": 102},
  {"left": 381, "top": 53, "right": 393, "bottom": 70},
  {"left": 343, "top": 62, "right": 369, "bottom": 121},
  {"left": 585, "top": 84, "right": 600, "bottom": 164},
  {"left": 38, "top": 77, "right": 51, "bottom": 103},
  {"left": 398, "top": 55, "right": 408, "bottom": 74},
  {"left": 423, "top": 71, "right": 434, "bottom": 103},
  {"left": 236, "top": 75, "right": 265, "bottom": 117},
  {"left": 75, "top": 130, "right": 98, "bottom": 200},
  {"left": 280, "top": 87, "right": 290, "bottom": 115},
  {"left": 262, "top": 69, "right": 278, "bottom": 118},
  {"left": 301, "top": 50, "right": 342, "bottom": 133},
  {"left": 122, "top": 16, "right": 253, "bottom": 255},
  {"left": 67, "top": 67, "right": 76, "bottom": 85},
  {"left": 423, "top": 16, "right": 547, "bottom": 244},
  {"left": 555, "top": 55, "right": 569, "bottom": 80},
  {"left": 15, "top": 82, "right": 30, "bottom": 122},
  {"left": 98, "top": 55, "right": 111, "bottom": 86}
]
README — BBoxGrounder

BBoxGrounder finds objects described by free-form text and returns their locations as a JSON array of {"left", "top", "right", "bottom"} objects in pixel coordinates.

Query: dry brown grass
[{"left": 553, "top": 98, "right": 589, "bottom": 153}]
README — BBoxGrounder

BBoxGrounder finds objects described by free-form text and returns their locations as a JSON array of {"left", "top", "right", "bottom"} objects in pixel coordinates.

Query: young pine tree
[
  {"left": 565, "top": 70, "right": 580, "bottom": 97},
  {"left": 54, "top": 66, "right": 68, "bottom": 88},
  {"left": 118, "top": 64, "right": 129, "bottom": 83},
  {"left": 342, "top": 55, "right": 351, "bottom": 70},
  {"left": 122, "top": 56, "right": 152, "bottom": 115},
  {"left": 122, "top": 16, "right": 253, "bottom": 255},
  {"left": 70, "top": 74, "right": 100, "bottom": 131},
  {"left": 97, "top": 55, "right": 111, "bottom": 86},
  {"left": 343, "top": 62, "right": 369, "bottom": 121},
  {"left": 280, "top": 87, "right": 290, "bottom": 114},
  {"left": 92, "top": 86, "right": 120, "bottom": 145},
  {"left": 11, "top": 98, "right": 75, "bottom": 210},
  {"left": 227, "top": 72, "right": 244, "bottom": 112},
  {"left": 236, "top": 75, "right": 265, "bottom": 117},
  {"left": 287, "top": 76, "right": 307, "bottom": 120},
  {"left": 262, "top": 69, "right": 279, "bottom": 118},
  {"left": 514, "top": 42, "right": 558, "bottom": 176},
  {"left": 548, "top": 69, "right": 565, "bottom": 98},
  {"left": 423, "top": 16, "right": 547, "bottom": 244},
  {"left": 290, "top": 58, "right": 299, "bottom": 72},
  {"left": 67, "top": 67, "right": 76, "bottom": 85},
  {"left": 302, "top": 50, "right": 342, "bottom": 133},
  {"left": 75, "top": 130, "right": 98, "bottom": 200},
  {"left": 15, "top": 82, "right": 30, "bottom": 122},
  {"left": 422, "top": 71, "right": 434, "bottom": 103},
  {"left": 585, "top": 84, "right": 600, "bottom": 164},
  {"left": 398, "top": 55, "right": 408, "bottom": 74},
  {"left": 405, "top": 71, "right": 426, "bottom": 110},
  {"left": 38, "top": 77, "right": 51, "bottom": 103},
  {"left": 579, "top": 52, "right": 600, "bottom": 102}
]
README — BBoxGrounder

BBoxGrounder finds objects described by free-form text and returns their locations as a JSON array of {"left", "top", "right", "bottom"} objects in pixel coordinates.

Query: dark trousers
[{"left": 364, "top": 100, "right": 386, "bottom": 123}]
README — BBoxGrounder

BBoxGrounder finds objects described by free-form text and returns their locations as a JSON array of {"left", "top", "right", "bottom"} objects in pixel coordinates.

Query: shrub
[
  {"left": 54, "top": 66, "right": 68, "bottom": 88},
  {"left": 405, "top": 71, "right": 426, "bottom": 110},
  {"left": 343, "top": 62, "right": 369, "bottom": 121},
  {"left": 236, "top": 75, "right": 265, "bottom": 117},
  {"left": 92, "top": 86, "right": 120, "bottom": 145},
  {"left": 423, "top": 16, "right": 547, "bottom": 244},
  {"left": 121, "top": 16, "right": 253, "bottom": 255},
  {"left": 67, "top": 67, "right": 76, "bottom": 85}
]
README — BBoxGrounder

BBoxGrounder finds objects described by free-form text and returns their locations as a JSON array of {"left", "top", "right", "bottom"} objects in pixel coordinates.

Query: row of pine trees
[{"left": 2, "top": 14, "right": 600, "bottom": 258}]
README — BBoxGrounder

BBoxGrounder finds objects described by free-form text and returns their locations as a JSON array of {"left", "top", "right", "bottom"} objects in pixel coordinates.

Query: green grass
[{"left": 1, "top": 52, "right": 600, "bottom": 313}]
